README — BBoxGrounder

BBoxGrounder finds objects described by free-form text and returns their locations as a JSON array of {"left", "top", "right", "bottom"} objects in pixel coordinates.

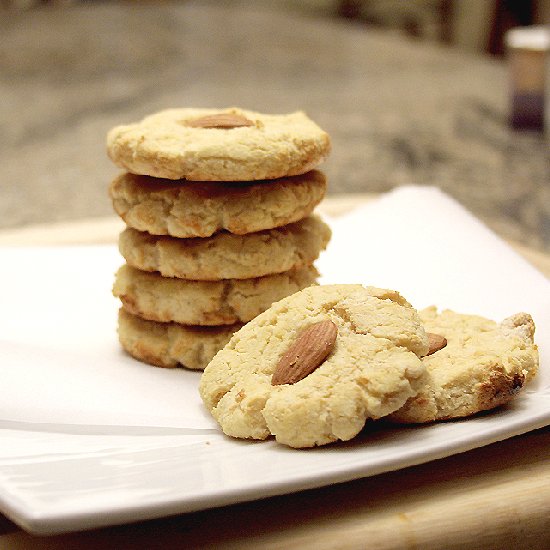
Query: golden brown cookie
[
  {"left": 112, "top": 264, "right": 319, "bottom": 326},
  {"left": 118, "top": 215, "right": 331, "bottom": 281},
  {"left": 109, "top": 170, "right": 327, "bottom": 238},
  {"left": 199, "top": 285, "right": 429, "bottom": 448},
  {"left": 117, "top": 308, "right": 240, "bottom": 370},
  {"left": 106, "top": 108, "right": 331, "bottom": 181},
  {"left": 389, "top": 307, "right": 539, "bottom": 423}
]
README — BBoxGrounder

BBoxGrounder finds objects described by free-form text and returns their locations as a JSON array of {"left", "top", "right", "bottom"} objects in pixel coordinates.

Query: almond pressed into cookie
[
  {"left": 107, "top": 108, "right": 331, "bottom": 181},
  {"left": 199, "top": 284, "right": 429, "bottom": 448}
]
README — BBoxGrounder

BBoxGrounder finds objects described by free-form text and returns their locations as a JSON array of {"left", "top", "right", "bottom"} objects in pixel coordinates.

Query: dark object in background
[
  {"left": 489, "top": 0, "right": 537, "bottom": 55},
  {"left": 506, "top": 26, "right": 549, "bottom": 132}
]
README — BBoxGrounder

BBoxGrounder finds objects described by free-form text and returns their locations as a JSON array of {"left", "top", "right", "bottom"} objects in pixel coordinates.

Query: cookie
[
  {"left": 113, "top": 264, "right": 319, "bottom": 326},
  {"left": 117, "top": 308, "right": 240, "bottom": 370},
  {"left": 389, "top": 307, "right": 539, "bottom": 424},
  {"left": 106, "top": 108, "right": 331, "bottom": 181},
  {"left": 118, "top": 215, "right": 331, "bottom": 281},
  {"left": 109, "top": 170, "right": 326, "bottom": 238},
  {"left": 199, "top": 285, "right": 429, "bottom": 448}
]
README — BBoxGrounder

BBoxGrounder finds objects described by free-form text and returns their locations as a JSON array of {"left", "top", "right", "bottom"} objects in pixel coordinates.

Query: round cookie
[
  {"left": 109, "top": 170, "right": 326, "bottom": 238},
  {"left": 118, "top": 215, "right": 331, "bottom": 281},
  {"left": 112, "top": 264, "right": 319, "bottom": 326},
  {"left": 389, "top": 307, "right": 539, "bottom": 424},
  {"left": 117, "top": 308, "right": 240, "bottom": 370},
  {"left": 106, "top": 108, "right": 331, "bottom": 181},
  {"left": 199, "top": 285, "right": 429, "bottom": 448}
]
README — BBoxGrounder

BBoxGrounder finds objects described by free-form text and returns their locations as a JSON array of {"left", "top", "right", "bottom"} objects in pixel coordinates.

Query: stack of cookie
[{"left": 107, "top": 108, "right": 332, "bottom": 370}]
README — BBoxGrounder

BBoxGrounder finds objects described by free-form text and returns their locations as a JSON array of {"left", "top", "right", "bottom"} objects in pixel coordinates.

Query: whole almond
[
  {"left": 426, "top": 332, "right": 447, "bottom": 356},
  {"left": 271, "top": 320, "right": 338, "bottom": 386},
  {"left": 186, "top": 113, "right": 254, "bottom": 129}
]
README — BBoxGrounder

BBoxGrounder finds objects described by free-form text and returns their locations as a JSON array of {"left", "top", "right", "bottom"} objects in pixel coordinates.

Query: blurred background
[
  {"left": 3, "top": 0, "right": 550, "bottom": 55},
  {"left": 1, "top": 1, "right": 549, "bottom": 250}
]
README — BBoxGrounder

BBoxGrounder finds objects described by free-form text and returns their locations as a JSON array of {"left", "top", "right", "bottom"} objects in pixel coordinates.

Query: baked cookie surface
[
  {"left": 117, "top": 308, "right": 240, "bottom": 370},
  {"left": 199, "top": 285, "right": 429, "bottom": 448},
  {"left": 109, "top": 170, "right": 326, "bottom": 238},
  {"left": 106, "top": 108, "right": 331, "bottom": 181},
  {"left": 112, "top": 264, "right": 319, "bottom": 326},
  {"left": 118, "top": 215, "right": 331, "bottom": 281},
  {"left": 389, "top": 307, "right": 539, "bottom": 423}
]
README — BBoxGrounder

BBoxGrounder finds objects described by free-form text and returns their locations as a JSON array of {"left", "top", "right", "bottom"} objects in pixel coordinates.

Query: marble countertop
[{"left": 1, "top": 1, "right": 549, "bottom": 252}]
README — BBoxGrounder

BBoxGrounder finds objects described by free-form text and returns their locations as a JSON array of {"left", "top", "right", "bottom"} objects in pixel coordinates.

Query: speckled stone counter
[{"left": 1, "top": 1, "right": 549, "bottom": 251}]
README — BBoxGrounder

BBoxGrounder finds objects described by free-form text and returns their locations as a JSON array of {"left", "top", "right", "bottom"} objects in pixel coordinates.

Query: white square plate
[{"left": 1, "top": 188, "right": 549, "bottom": 535}]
